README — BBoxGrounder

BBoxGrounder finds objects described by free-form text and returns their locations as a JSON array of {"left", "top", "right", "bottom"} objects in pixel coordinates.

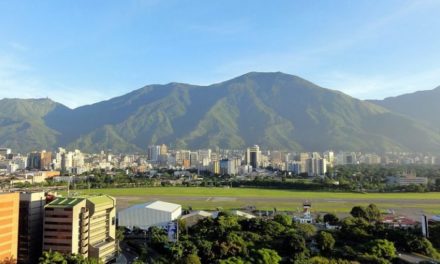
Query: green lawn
[
  {"left": 68, "top": 187, "right": 440, "bottom": 214},
  {"left": 73, "top": 187, "right": 440, "bottom": 200}
]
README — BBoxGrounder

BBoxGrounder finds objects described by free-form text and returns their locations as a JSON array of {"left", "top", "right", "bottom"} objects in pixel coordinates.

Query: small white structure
[
  {"left": 118, "top": 201, "right": 182, "bottom": 230},
  {"left": 231, "top": 210, "right": 256, "bottom": 219},
  {"left": 180, "top": 211, "right": 213, "bottom": 227},
  {"left": 432, "top": 215, "right": 440, "bottom": 222},
  {"left": 294, "top": 201, "right": 313, "bottom": 224}
]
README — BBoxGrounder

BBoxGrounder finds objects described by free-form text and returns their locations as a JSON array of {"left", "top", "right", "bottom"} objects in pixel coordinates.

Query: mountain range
[{"left": 1, "top": 72, "right": 440, "bottom": 153}]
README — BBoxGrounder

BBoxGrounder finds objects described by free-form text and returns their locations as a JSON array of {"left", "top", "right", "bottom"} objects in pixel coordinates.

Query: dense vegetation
[{"left": 126, "top": 205, "right": 440, "bottom": 264}]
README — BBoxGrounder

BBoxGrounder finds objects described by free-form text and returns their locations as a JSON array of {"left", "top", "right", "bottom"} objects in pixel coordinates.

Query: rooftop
[
  {"left": 181, "top": 210, "right": 213, "bottom": 220},
  {"left": 87, "top": 195, "right": 115, "bottom": 206},
  {"left": 47, "top": 197, "right": 85, "bottom": 208},
  {"left": 129, "top": 200, "right": 181, "bottom": 213}
]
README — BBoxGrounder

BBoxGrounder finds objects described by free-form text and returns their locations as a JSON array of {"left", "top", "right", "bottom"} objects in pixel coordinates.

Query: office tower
[
  {"left": 27, "top": 151, "right": 52, "bottom": 170},
  {"left": 147, "top": 145, "right": 161, "bottom": 162},
  {"left": 246, "top": 145, "right": 261, "bottom": 170},
  {"left": 43, "top": 195, "right": 117, "bottom": 263},
  {"left": 18, "top": 192, "right": 45, "bottom": 264},
  {"left": 0, "top": 192, "right": 19, "bottom": 262},
  {"left": 220, "top": 159, "right": 237, "bottom": 175},
  {"left": 27, "top": 152, "right": 42, "bottom": 170}
]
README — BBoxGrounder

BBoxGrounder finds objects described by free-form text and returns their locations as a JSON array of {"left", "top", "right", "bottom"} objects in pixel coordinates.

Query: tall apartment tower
[
  {"left": 246, "top": 145, "right": 261, "bottom": 170},
  {"left": 18, "top": 192, "right": 45, "bottom": 264},
  {"left": 147, "top": 145, "right": 161, "bottom": 162},
  {"left": 0, "top": 192, "right": 19, "bottom": 263},
  {"left": 43, "top": 195, "right": 117, "bottom": 263}
]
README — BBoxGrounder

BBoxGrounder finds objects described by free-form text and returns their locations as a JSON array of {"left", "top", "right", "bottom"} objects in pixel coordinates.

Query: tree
[
  {"left": 255, "top": 248, "right": 282, "bottom": 264},
  {"left": 218, "top": 232, "right": 248, "bottom": 258},
  {"left": 316, "top": 231, "right": 335, "bottom": 254},
  {"left": 180, "top": 254, "right": 202, "bottom": 264},
  {"left": 295, "top": 223, "right": 317, "bottom": 240},
  {"left": 366, "top": 239, "right": 396, "bottom": 260},
  {"left": 116, "top": 227, "right": 125, "bottom": 242},
  {"left": 409, "top": 237, "right": 440, "bottom": 260},
  {"left": 366, "top": 204, "right": 381, "bottom": 222},
  {"left": 39, "top": 251, "right": 67, "bottom": 264},
  {"left": 323, "top": 213, "right": 339, "bottom": 225},
  {"left": 65, "top": 254, "right": 103, "bottom": 264},
  {"left": 274, "top": 214, "right": 292, "bottom": 227},
  {"left": 219, "top": 257, "right": 246, "bottom": 264},
  {"left": 283, "top": 231, "right": 308, "bottom": 256},
  {"left": 350, "top": 206, "right": 368, "bottom": 220},
  {"left": 429, "top": 223, "right": 440, "bottom": 249}
]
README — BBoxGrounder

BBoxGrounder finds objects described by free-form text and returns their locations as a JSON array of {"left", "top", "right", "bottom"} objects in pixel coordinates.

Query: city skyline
[{"left": 1, "top": 1, "right": 440, "bottom": 107}]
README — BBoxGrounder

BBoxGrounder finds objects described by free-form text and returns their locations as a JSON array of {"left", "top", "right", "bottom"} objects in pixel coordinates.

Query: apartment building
[
  {"left": 18, "top": 192, "right": 45, "bottom": 264},
  {"left": 0, "top": 192, "right": 19, "bottom": 263},
  {"left": 43, "top": 195, "right": 116, "bottom": 263}
]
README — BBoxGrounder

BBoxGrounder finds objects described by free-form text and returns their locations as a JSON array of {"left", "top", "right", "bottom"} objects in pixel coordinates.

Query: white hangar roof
[{"left": 128, "top": 200, "right": 181, "bottom": 213}]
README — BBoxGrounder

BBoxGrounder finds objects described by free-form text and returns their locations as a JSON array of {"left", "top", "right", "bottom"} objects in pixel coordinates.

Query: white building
[
  {"left": 294, "top": 202, "right": 313, "bottom": 224},
  {"left": 118, "top": 201, "right": 182, "bottom": 230},
  {"left": 147, "top": 145, "right": 161, "bottom": 162},
  {"left": 306, "top": 158, "right": 327, "bottom": 176}
]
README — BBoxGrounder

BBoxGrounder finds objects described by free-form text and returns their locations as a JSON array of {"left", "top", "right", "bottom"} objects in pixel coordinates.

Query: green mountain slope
[
  {"left": 1, "top": 72, "right": 440, "bottom": 153},
  {"left": 369, "top": 87, "right": 440, "bottom": 131},
  {"left": 0, "top": 98, "right": 69, "bottom": 152}
]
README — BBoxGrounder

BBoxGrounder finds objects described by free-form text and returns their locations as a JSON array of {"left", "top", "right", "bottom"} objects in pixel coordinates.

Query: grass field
[{"left": 70, "top": 187, "right": 440, "bottom": 216}]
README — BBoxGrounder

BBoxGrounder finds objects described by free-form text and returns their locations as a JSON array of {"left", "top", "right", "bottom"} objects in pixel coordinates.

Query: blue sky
[{"left": 0, "top": 0, "right": 439, "bottom": 108}]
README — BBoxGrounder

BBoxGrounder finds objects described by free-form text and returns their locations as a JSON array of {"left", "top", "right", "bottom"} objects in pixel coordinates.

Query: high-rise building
[
  {"left": 43, "top": 195, "right": 117, "bottom": 263},
  {"left": 288, "top": 161, "right": 303, "bottom": 175},
  {"left": 190, "top": 152, "right": 199, "bottom": 167},
  {"left": 41, "top": 151, "right": 52, "bottom": 170},
  {"left": 0, "top": 192, "right": 19, "bottom": 262},
  {"left": 211, "top": 160, "right": 220, "bottom": 174},
  {"left": 246, "top": 145, "right": 261, "bottom": 170},
  {"left": 18, "top": 192, "right": 45, "bottom": 264},
  {"left": 27, "top": 151, "right": 52, "bottom": 170},
  {"left": 323, "top": 151, "right": 334, "bottom": 168},
  {"left": 220, "top": 159, "right": 237, "bottom": 175},
  {"left": 27, "top": 152, "right": 41, "bottom": 170},
  {"left": 147, "top": 145, "right": 161, "bottom": 162},
  {"left": 159, "top": 144, "right": 168, "bottom": 155},
  {"left": 306, "top": 158, "right": 327, "bottom": 176}
]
